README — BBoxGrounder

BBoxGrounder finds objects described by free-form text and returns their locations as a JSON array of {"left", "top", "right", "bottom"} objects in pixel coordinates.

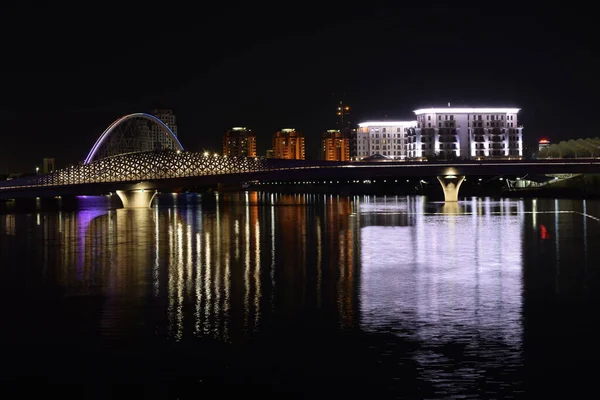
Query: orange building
[
  {"left": 223, "top": 127, "right": 256, "bottom": 157},
  {"left": 272, "top": 128, "right": 305, "bottom": 160},
  {"left": 320, "top": 129, "right": 350, "bottom": 161}
]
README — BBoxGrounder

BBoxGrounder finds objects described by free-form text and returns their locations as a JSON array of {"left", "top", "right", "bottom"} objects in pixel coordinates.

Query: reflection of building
[
  {"left": 355, "top": 121, "right": 417, "bottom": 161},
  {"left": 360, "top": 197, "right": 524, "bottom": 344},
  {"left": 273, "top": 128, "right": 305, "bottom": 160},
  {"left": 412, "top": 107, "right": 523, "bottom": 160},
  {"left": 223, "top": 127, "right": 257, "bottom": 157},
  {"left": 1, "top": 214, "right": 16, "bottom": 236},
  {"left": 10, "top": 192, "right": 361, "bottom": 343},
  {"left": 320, "top": 129, "right": 350, "bottom": 161}
]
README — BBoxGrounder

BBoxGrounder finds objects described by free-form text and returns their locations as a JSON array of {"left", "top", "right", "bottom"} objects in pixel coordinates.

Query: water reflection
[
  {"left": 360, "top": 197, "right": 525, "bottom": 393},
  {"left": 2, "top": 193, "right": 600, "bottom": 396}
]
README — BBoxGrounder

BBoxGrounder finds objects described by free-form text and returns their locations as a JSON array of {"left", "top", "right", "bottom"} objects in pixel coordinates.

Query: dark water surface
[{"left": 1, "top": 193, "right": 600, "bottom": 398}]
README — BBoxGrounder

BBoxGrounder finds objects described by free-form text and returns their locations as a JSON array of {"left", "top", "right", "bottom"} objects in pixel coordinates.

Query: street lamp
[{"left": 35, "top": 166, "right": 39, "bottom": 175}]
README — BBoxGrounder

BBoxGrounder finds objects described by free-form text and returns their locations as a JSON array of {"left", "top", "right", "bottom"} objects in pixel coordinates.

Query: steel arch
[{"left": 84, "top": 113, "right": 184, "bottom": 164}]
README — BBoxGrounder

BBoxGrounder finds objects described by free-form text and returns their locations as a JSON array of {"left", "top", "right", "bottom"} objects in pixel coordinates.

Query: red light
[
  {"left": 540, "top": 224, "right": 550, "bottom": 239},
  {"left": 538, "top": 138, "right": 550, "bottom": 144}
]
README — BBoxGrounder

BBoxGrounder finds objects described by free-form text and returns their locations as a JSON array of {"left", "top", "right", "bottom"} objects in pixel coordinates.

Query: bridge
[{"left": 2, "top": 113, "right": 600, "bottom": 207}]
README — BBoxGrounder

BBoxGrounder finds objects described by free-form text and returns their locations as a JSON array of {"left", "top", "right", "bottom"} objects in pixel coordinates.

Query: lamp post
[{"left": 35, "top": 166, "right": 39, "bottom": 175}]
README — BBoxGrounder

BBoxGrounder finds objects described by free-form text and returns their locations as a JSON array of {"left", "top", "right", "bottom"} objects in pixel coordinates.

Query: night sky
[{"left": 1, "top": 3, "right": 597, "bottom": 172}]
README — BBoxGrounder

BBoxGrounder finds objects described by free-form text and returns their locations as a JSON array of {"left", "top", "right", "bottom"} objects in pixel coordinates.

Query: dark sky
[{"left": 1, "top": 3, "right": 598, "bottom": 171}]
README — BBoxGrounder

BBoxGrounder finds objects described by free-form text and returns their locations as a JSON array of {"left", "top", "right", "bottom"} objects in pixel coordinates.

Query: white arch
[{"left": 84, "top": 113, "right": 184, "bottom": 164}]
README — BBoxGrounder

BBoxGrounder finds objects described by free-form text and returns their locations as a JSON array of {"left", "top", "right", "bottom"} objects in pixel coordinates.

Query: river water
[{"left": 1, "top": 192, "right": 599, "bottom": 398}]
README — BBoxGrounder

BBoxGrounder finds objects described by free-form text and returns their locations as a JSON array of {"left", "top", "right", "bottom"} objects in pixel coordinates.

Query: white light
[
  {"left": 358, "top": 121, "right": 417, "bottom": 128},
  {"left": 413, "top": 107, "right": 520, "bottom": 114}
]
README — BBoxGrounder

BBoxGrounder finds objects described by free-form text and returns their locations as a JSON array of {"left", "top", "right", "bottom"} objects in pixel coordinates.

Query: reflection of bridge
[{"left": 2, "top": 113, "right": 600, "bottom": 207}]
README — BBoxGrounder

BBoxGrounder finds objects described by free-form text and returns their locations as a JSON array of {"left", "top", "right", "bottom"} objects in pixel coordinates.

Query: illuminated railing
[
  {"left": 2, "top": 150, "right": 600, "bottom": 192},
  {"left": 0, "top": 151, "right": 272, "bottom": 190}
]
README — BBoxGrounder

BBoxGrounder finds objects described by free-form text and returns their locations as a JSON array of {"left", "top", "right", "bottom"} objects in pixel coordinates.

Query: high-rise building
[
  {"left": 272, "top": 128, "right": 305, "bottom": 160},
  {"left": 150, "top": 109, "right": 178, "bottom": 151},
  {"left": 223, "top": 127, "right": 257, "bottom": 157},
  {"left": 355, "top": 121, "right": 417, "bottom": 161},
  {"left": 335, "top": 101, "right": 357, "bottom": 159},
  {"left": 336, "top": 101, "right": 352, "bottom": 132},
  {"left": 320, "top": 129, "right": 350, "bottom": 161},
  {"left": 42, "top": 158, "right": 55, "bottom": 173},
  {"left": 411, "top": 107, "right": 523, "bottom": 160}
]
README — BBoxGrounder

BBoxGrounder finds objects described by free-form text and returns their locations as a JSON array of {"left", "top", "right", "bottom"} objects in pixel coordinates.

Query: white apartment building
[
  {"left": 410, "top": 107, "right": 523, "bottom": 160},
  {"left": 355, "top": 121, "right": 417, "bottom": 161}
]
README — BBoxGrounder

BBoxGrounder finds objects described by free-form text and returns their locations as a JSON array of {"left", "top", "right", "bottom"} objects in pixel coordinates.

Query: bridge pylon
[
  {"left": 437, "top": 175, "right": 465, "bottom": 202},
  {"left": 116, "top": 188, "right": 157, "bottom": 208}
]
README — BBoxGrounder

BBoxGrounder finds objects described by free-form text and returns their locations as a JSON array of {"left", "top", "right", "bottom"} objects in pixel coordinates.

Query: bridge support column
[
  {"left": 436, "top": 175, "right": 465, "bottom": 202},
  {"left": 116, "top": 189, "right": 157, "bottom": 208}
]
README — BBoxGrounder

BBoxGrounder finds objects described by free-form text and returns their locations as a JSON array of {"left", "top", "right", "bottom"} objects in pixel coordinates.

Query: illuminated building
[
  {"left": 355, "top": 121, "right": 417, "bottom": 161},
  {"left": 320, "top": 129, "right": 350, "bottom": 161},
  {"left": 272, "top": 128, "right": 305, "bottom": 160},
  {"left": 411, "top": 107, "right": 523, "bottom": 160},
  {"left": 538, "top": 138, "right": 550, "bottom": 152},
  {"left": 223, "top": 127, "right": 257, "bottom": 157}
]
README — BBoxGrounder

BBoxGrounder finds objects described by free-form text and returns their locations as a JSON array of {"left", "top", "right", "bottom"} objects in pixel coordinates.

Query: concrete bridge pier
[
  {"left": 116, "top": 189, "right": 157, "bottom": 208},
  {"left": 436, "top": 175, "right": 465, "bottom": 202}
]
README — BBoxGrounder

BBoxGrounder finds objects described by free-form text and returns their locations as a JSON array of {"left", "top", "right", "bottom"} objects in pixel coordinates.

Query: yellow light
[{"left": 345, "top": 106, "right": 349, "bottom": 110}]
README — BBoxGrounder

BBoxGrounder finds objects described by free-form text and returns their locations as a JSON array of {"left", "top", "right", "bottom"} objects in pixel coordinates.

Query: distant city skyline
[{"left": 1, "top": 4, "right": 597, "bottom": 171}]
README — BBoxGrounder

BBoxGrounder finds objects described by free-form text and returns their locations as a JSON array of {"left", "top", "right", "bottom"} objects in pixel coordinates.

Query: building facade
[
  {"left": 411, "top": 107, "right": 523, "bottom": 160},
  {"left": 42, "top": 158, "right": 55, "bottom": 173},
  {"left": 273, "top": 128, "right": 305, "bottom": 160},
  {"left": 321, "top": 129, "right": 350, "bottom": 161},
  {"left": 354, "top": 121, "right": 417, "bottom": 161},
  {"left": 223, "top": 127, "right": 257, "bottom": 157},
  {"left": 150, "top": 109, "right": 179, "bottom": 151}
]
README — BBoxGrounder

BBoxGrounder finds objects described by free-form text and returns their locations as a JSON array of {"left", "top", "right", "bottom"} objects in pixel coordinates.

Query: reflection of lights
[
  {"left": 316, "top": 216, "right": 322, "bottom": 307},
  {"left": 361, "top": 198, "right": 524, "bottom": 354},
  {"left": 175, "top": 222, "right": 184, "bottom": 341},
  {"left": 254, "top": 216, "right": 261, "bottom": 331},
  {"left": 203, "top": 232, "right": 212, "bottom": 334},
  {"left": 195, "top": 231, "right": 202, "bottom": 336},
  {"left": 154, "top": 207, "right": 160, "bottom": 297},
  {"left": 244, "top": 196, "right": 251, "bottom": 331},
  {"left": 555, "top": 199, "right": 560, "bottom": 293}
]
